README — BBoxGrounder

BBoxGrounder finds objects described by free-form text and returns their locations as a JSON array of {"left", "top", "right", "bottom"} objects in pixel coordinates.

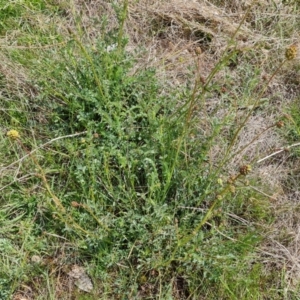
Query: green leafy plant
[{"left": 0, "top": 0, "right": 300, "bottom": 299}]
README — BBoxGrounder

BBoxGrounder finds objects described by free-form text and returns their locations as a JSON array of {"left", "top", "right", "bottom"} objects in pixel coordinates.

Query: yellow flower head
[
  {"left": 285, "top": 45, "right": 297, "bottom": 60},
  {"left": 7, "top": 129, "right": 20, "bottom": 140}
]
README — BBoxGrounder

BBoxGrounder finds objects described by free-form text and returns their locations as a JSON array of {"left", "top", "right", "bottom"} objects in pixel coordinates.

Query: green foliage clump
[{"left": 0, "top": 1, "right": 291, "bottom": 299}]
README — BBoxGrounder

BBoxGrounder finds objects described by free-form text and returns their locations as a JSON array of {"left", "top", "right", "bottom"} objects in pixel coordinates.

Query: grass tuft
[{"left": 0, "top": 0, "right": 300, "bottom": 299}]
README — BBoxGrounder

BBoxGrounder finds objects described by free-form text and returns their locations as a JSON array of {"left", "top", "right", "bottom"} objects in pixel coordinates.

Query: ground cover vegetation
[{"left": 0, "top": 0, "right": 300, "bottom": 299}]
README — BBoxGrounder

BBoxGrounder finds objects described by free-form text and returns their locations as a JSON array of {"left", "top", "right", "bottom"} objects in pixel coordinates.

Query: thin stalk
[
  {"left": 160, "top": 173, "right": 241, "bottom": 268},
  {"left": 199, "top": 0, "right": 259, "bottom": 99},
  {"left": 15, "top": 137, "right": 91, "bottom": 235},
  {"left": 68, "top": 28, "right": 105, "bottom": 101},
  {"left": 117, "top": 0, "right": 128, "bottom": 54},
  {"left": 161, "top": 0, "right": 259, "bottom": 202},
  {"left": 257, "top": 141, "right": 300, "bottom": 164},
  {"left": 221, "top": 59, "right": 287, "bottom": 166},
  {"left": 228, "top": 123, "right": 276, "bottom": 162},
  {"left": 17, "top": 139, "right": 66, "bottom": 213}
]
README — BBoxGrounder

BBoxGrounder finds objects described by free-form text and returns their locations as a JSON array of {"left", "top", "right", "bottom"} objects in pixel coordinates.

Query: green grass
[{"left": 0, "top": 0, "right": 300, "bottom": 299}]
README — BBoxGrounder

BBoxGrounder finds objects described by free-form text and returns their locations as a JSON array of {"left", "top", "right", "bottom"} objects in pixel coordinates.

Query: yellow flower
[
  {"left": 285, "top": 45, "right": 297, "bottom": 60},
  {"left": 7, "top": 129, "right": 20, "bottom": 140}
]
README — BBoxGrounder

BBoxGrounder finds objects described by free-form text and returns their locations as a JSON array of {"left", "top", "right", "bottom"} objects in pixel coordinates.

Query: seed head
[
  {"left": 71, "top": 201, "right": 82, "bottom": 208},
  {"left": 276, "top": 121, "right": 284, "bottom": 128},
  {"left": 195, "top": 47, "right": 202, "bottom": 55},
  {"left": 283, "top": 113, "right": 293, "bottom": 121},
  {"left": 229, "top": 185, "right": 236, "bottom": 194},
  {"left": 217, "top": 178, "right": 223, "bottom": 186},
  {"left": 7, "top": 129, "right": 20, "bottom": 140},
  {"left": 239, "top": 165, "right": 252, "bottom": 176},
  {"left": 285, "top": 45, "right": 297, "bottom": 60}
]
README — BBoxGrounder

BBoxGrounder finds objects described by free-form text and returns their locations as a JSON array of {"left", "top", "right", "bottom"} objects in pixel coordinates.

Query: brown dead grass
[
  {"left": 0, "top": 53, "right": 31, "bottom": 96},
  {"left": 69, "top": 0, "right": 119, "bottom": 40},
  {"left": 13, "top": 244, "right": 92, "bottom": 300}
]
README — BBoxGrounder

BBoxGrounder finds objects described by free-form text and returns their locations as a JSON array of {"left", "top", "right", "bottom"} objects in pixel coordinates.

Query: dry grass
[
  {"left": 0, "top": 53, "right": 31, "bottom": 96},
  {"left": 68, "top": 0, "right": 119, "bottom": 40}
]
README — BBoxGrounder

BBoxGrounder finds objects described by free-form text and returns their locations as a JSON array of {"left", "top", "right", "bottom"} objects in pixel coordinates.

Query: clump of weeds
[{"left": 0, "top": 0, "right": 300, "bottom": 299}]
